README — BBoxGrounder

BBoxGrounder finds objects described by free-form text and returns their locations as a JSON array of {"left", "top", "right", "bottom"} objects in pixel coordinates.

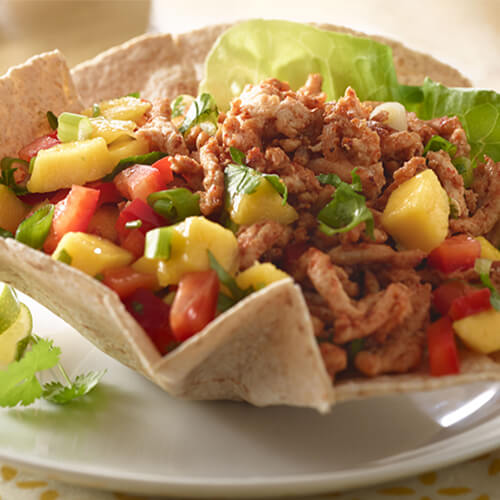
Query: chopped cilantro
[
  {"left": 474, "top": 258, "right": 500, "bottom": 311},
  {"left": 101, "top": 151, "right": 167, "bottom": 182},
  {"left": 46, "top": 111, "right": 58, "bottom": 130},
  {"left": 179, "top": 93, "right": 218, "bottom": 136}
]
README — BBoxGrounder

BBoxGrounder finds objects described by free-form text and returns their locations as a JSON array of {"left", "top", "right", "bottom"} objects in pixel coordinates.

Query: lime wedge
[
  {"left": 0, "top": 284, "right": 21, "bottom": 334},
  {"left": 0, "top": 304, "right": 32, "bottom": 367}
]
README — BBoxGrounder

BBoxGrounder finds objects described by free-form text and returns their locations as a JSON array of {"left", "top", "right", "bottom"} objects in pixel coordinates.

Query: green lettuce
[{"left": 200, "top": 20, "right": 500, "bottom": 163}]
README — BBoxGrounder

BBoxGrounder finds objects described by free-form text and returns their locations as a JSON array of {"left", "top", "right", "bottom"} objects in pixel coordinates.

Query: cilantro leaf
[
  {"left": 46, "top": 111, "right": 58, "bottom": 130},
  {"left": 263, "top": 174, "right": 288, "bottom": 204},
  {"left": 0, "top": 338, "right": 60, "bottom": 407},
  {"left": 0, "top": 228, "right": 13, "bottom": 239},
  {"left": 0, "top": 157, "right": 29, "bottom": 195},
  {"left": 42, "top": 370, "right": 106, "bottom": 404},
  {"left": 229, "top": 147, "right": 246, "bottom": 166},
  {"left": 317, "top": 170, "right": 375, "bottom": 239},
  {"left": 179, "top": 93, "right": 219, "bottom": 136},
  {"left": 423, "top": 135, "right": 458, "bottom": 157},
  {"left": 475, "top": 258, "right": 500, "bottom": 311},
  {"left": 171, "top": 95, "right": 192, "bottom": 119}
]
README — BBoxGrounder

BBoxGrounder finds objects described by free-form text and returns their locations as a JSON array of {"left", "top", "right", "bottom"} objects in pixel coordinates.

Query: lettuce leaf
[{"left": 200, "top": 20, "right": 500, "bottom": 163}]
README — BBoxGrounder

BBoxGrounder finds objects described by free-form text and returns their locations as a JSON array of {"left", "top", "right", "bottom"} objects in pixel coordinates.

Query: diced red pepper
[
  {"left": 114, "top": 164, "right": 164, "bottom": 201},
  {"left": 432, "top": 281, "right": 475, "bottom": 316},
  {"left": 102, "top": 267, "right": 157, "bottom": 299},
  {"left": 123, "top": 288, "right": 176, "bottom": 355},
  {"left": 448, "top": 288, "right": 492, "bottom": 321},
  {"left": 170, "top": 270, "right": 220, "bottom": 342},
  {"left": 86, "top": 181, "right": 123, "bottom": 206},
  {"left": 151, "top": 157, "right": 174, "bottom": 185},
  {"left": 116, "top": 198, "right": 165, "bottom": 242},
  {"left": 120, "top": 229, "right": 146, "bottom": 259},
  {"left": 427, "top": 235, "right": 481, "bottom": 274},
  {"left": 18, "top": 132, "right": 60, "bottom": 162},
  {"left": 43, "top": 185, "right": 100, "bottom": 254},
  {"left": 426, "top": 316, "right": 460, "bottom": 377}
]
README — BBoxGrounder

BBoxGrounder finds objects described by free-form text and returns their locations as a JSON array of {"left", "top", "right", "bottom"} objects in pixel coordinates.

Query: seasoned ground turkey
[{"left": 136, "top": 74, "right": 500, "bottom": 382}]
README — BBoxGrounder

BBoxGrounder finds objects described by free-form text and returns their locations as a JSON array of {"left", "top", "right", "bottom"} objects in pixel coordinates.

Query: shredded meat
[
  {"left": 137, "top": 116, "right": 189, "bottom": 156},
  {"left": 319, "top": 342, "right": 347, "bottom": 380},
  {"left": 450, "top": 157, "right": 500, "bottom": 235},
  {"left": 198, "top": 137, "right": 225, "bottom": 216},
  {"left": 170, "top": 155, "right": 204, "bottom": 191},
  {"left": 426, "top": 150, "right": 468, "bottom": 217},
  {"left": 355, "top": 284, "right": 431, "bottom": 376},
  {"left": 237, "top": 221, "right": 292, "bottom": 270}
]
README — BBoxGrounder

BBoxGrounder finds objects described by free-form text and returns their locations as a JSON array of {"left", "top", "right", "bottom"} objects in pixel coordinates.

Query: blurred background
[{"left": 0, "top": 0, "right": 499, "bottom": 90}]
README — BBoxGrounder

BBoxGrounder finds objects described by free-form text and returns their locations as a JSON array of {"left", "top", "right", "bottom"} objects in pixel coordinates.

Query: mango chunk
[
  {"left": 90, "top": 117, "right": 137, "bottom": 144},
  {"left": 52, "top": 232, "right": 133, "bottom": 276},
  {"left": 108, "top": 137, "right": 150, "bottom": 166},
  {"left": 0, "top": 185, "right": 28, "bottom": 233},
  {"left": 140, "top": 216, "right": 239, "bottom": 286},
  {"left": 84, "top": 97, "right": 151, "bottom": 123},
  {"left": 476, "top": 236, "right": 500, "bottom": 261},
  {"left": 27, "top": 138, "right": 114, "bottom": 193},
  {"left": 235, "top": 262, "right": 289, "bottom": 290},
  {"left": 229, "top": 179, "right": 298, "bottom": 226},
  {"left": 453, "top": 309, "right": 500, "bottom": 354},
  {"left": 381, "top": 170, "right": 449, "bottom": 252}
]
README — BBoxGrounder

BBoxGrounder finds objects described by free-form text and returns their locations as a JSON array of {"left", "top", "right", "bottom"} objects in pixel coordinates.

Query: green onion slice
[
  {"left": 46, "top": 111, "right": 58, "bottom": 130},
  {"left": 15, "top": 204, "right": 54, "bottom": 249},
  {"left": 57, "top": 112, "right": 94, "bottom": 143},
  {"left": 144, "top": 227, "right": 173, "bottom": 260},
  {"left": 147, "top": 188, "right": 201, "bottom": 223},
  {"left": 125, "top": 220, "right": 143, "bottom": 229}
]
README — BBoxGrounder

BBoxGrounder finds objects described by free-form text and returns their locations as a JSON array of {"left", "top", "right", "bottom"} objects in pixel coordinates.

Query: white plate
[{"left": 2, "top": 294, "right": 500, "bottom": 498}]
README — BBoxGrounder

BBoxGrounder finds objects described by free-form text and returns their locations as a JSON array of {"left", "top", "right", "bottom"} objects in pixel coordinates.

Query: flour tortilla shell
[
  {"left": 0, "top": 50, "right": 82, "bottom": 159},
  {"left": 71, "top": 22, "right": 471, "bottom": 107}
]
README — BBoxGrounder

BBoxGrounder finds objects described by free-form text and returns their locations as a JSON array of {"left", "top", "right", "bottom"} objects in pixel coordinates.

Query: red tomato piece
[
  {"left": 49, "top": 189, "right": 71, "bottom": 204},
  {"left": 123, "top": 288, "right": 176, "bottom": 355},
  {"left": 151, "top": 157, "right": 174, "bottom": 185},
  {"left": 18, "top": 132, "right": 60, "bottom": 162},
  {"left": 427, "top": 235, "right": 481, "bottom": 274},
  {"left": 114, "top": 164, "right": 164, "bottom": 201},
  {"left": 102, "top": 267, "right": 156, "bottom": 299},
  {"left": 116, "top": 198, "right": 164, "bottom": 242},
  {"left": 432, "top": 281, "right": 475, "bottom": 316},
  {"left": 43, "top": 185, "right": 100, "bottom": 254},
  {"left": 448, "top": 288, "right": 492, "bottom": 321},
  {"left": 170, "top": 270, "right": 220, "bottom": 342},
  {"left": 120, "top": 229, "right": 145, "bottom": 259},
  {"left": 86, "top": 181, "right": 123, "bottom": 206},
  {"left": 427, "top": 316, "right": 460, "bottom": 377}
]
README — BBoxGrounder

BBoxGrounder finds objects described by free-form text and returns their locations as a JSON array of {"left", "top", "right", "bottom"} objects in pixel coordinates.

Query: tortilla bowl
[{"left": 0, "top": 22, "right": 498, "bottom": 414}]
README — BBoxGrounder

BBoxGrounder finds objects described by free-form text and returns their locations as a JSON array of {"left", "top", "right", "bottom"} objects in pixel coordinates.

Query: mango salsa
[
  {"left": 27, "top": 138, "right": 114, "bottom": 193},
  {"left": 108, "top": 137, "right": 149, "bottom": 166},
  {"left": 235, "top": 262, "right": 289, "bottom": 290},
  {"left": 52, "top": 232, "right": 133, "bottom": 276},
  {"left": 453, "top": 309, "right": 500, "bottom": 354},
  {"left": 381, "top": 170, "right": 449, "bottom": 252},
  {"left": 476, "top": 236, "right": 500, "bottom": 261},
  {"left": 229, "top": 179, "right": 298, "bottom": 226},
  {"left": 83, "top": 96, "right": 151, "bottom": 123},
  {"left": 90, "top": 117, "right": 137, "bottom": 144},
  {"left": 136, "top": 216, "right": 239, "bottom": 286},
  {"left": 0, "top": 185, "right": 28, "bottom": 233}
]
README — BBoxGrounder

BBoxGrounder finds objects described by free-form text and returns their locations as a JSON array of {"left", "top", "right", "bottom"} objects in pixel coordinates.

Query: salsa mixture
[{"left": 1, "top": 74, "right": 500, "bottom": 382}]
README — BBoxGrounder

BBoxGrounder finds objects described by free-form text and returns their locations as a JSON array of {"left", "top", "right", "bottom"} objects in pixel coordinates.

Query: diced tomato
[
  {"left": 116, "top": 198, "right": 164, "bottom": 241},
  {"left": 426, "top": 316, "right": 460, "bottom": 377},
  {"left": 114, "top": 164, "right": 164, "bottom": 201},
  {"left": 170, "top": 270, "right": 220, "bottom": 342},
  {"left": 432, "top": 281, "right": 475, "bottom": 316},
  {"left": 151, "top": 157, "right": 174, "bottom": 185},
  {"left": 448, "top": 288, "right": 492, "bottom": 321},
  {"left": 120, "top": 230, "right": 146, "bottom": 259},
  {"left": 49, "top": 189, "right": 71, "bottom": 204},
  {"left": 427, "top": 235, "right": 481, "bottom": 274},
  {"left": 86, "top": 181, "right": 123, "bottom": 206},
  {"left": 123, "top": 288, "right": 176, "bottom": 355},
  {"left": 18, "top": 188, "right": 68, "bottom": 206},
  {"left": 18, "top": 132, "right": 60, "bottom": 162},
  {"left": 43, "top": 185, "right": 100, "bottom": 253},
  {"left": 88, "top": 205, "right": 119, "bottom": 243},
  {"left": 102, "top": 267, "right": 157, "bottom": 299}
]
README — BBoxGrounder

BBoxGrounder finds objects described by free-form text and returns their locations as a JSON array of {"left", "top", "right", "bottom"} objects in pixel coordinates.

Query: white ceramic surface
[{"left": 2, "top": 294, "right": 500, "bottom": 498}]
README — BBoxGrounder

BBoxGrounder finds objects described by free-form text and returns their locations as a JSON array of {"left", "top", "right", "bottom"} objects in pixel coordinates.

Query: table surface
[{"left": 1, "top": 0, "right": 500, "bottom": 498}]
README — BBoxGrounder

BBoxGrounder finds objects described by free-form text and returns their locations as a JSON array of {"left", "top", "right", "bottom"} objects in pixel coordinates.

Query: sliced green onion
[
  {"left": 15, "top": 204, "right": 54, "bottom": 249},
  {"left": 46, "top": 111, "right": 58, "bottom": 130},
  {"left": 144, "top": 227, "right": 173, "bottom": 260},
  {"left": 125, "top": 219, "right": 143, "bottom": 229},
  {"left": 147, "top": 188, "right": 201, "bottom": 223},
  {"left": 29, "top": 157, "right": 36, "bottom": 174},
  {"left": 94, "top": 273, "right": 104, "bottom": 282},
  {"left": 92, "top": 104, "right": 101, "bottom": 117},
  {"left": 56, "top": 249, "right": 72, "bottom": 265},
  {"left": 127, "top": 92, "right": 140, "bottom": 98},
  {"left": 57, "top": 112, "right": 94, "bottom": 143},
  {"left": 1, "top": 157, "right": 29, "bottom": 195}
]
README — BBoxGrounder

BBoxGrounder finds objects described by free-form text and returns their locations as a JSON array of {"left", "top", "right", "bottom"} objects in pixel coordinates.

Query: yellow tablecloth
[{"left": 2, "top": 450, "right": 500, "bottom": 499}]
